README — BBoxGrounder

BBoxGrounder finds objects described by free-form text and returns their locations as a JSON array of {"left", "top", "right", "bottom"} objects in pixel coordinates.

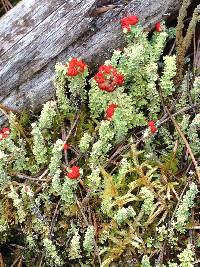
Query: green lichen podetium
[
  {"left": 141, "top": 255, "right": 152, "bottom": 267},
  {"left": 54, "top": 64, "right": 70, "bottom": 115},
  {"left": 43, "top": 238, "right": 64, "bottom": 266},
  {"left": 68, "top": 230, "right": 82, "bottom": 260},
  {"left": 178, "top": 244, "right": 195, "bottom": 267},
  {"left": 31, "top": 122, "right": 48, "bottom": 166},
  {"left": 174, "top": 182, "right": 198, "bottom": 233},
  {"left": 83, "top": 225, "right": 95, "bottom": 255},
  {"left": 38, "top": 101, "right": 57, "bottom": 130}
]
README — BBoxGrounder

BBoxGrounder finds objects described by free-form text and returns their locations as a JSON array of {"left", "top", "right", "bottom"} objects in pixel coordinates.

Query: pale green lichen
[
  {"left": 89, "top": 120, "right": 114, "bottom": 164},
  {"left": 191, "top": 76, "right": 200, "bottom": 103},
  {"left": 87, "top": 166, "right": 101, "bottom": 193},
  {"left": 115, "top": 158, "right": 131, "bottom": 185},
  {"left": 60, "top": 178, "right": 78, "bottom": 205},
  {"left": 1, "top": 20, "right": 199, "bottom": 267},
  {"left": 174, "top": 182, "right": 198, "bottom": 233},
  {"left": 140, "top": 187, "right": 155, "bottom": 215},
  {"left": 69, "top": 230, "right": 82, "bottom": 260},
  {"left": 114, "top": 206, "right": 136, "bottom": 225},
  {"left": 43, "top": 238, "right": 64, "bottom": 266},
  {"left": 26, "top": 234, "right": 36, "bottom": 249},
  {"left": 38, "top": 101, "right": 57, "bottom": 129},
  {"left": 7, "top": 185, "right": 26, "bottom": 223},
  {"left": 178, "top": 244, "right": 195, "bottom": 267},
  {"left": 8, "top": 112, "right": 18, "bottom": 139},
  {"left": 49, "top": 139, "right": 64, "bottom": 176},
  {"left": 83, "top": 225, "right": 95, "bottom": 255},
  {"left": 141, "top": 255, "right": 151, "bottom": 267},
  {"left": 31, "top": 123, "right": 47, "bottom": 166},
  {"left": 0, "top": 151, "right": 10, "bottom": 189},
  {"left": 188, "top": 113, "right": 200, "bottom": 156},
  {"left": 79, "top": 132, "right": 93, "bottom": 153},
  {"left": 51, "top": 169, "right": 62, "bottom": 194},
  {"left": 150, "top": 29, "right": 168, "bottom": 61},
  {"left": 54, "top": 64, "right": 70, "bottom": 114},
  {"left": 160, "top": 55, "right": 176, "bottom": 98}
]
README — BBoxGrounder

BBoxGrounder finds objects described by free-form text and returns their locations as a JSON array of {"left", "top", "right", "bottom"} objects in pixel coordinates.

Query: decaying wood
[
  {"left": 0, "top": 0, "right": 181, "bottom": 124},
  {"left": 1, "top": 0, "right": 13, "bottom": 13}
]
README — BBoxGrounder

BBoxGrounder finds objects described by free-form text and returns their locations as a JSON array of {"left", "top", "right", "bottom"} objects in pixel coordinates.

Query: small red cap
[
  {"left": 148, "top": 121, "right": 155, "bottom": 127},
  {"left": 155, "top": 22, "right": 162, "bottom": 32},
  {"left": 67, "top": 166, "right": 80, "bottom": 179},
  {"left": 63, "top": 143, "right": 70, "bottom": 150}
]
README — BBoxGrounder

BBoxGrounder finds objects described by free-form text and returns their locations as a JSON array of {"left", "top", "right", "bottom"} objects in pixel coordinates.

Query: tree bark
[{"left": 0, "top": 0, "right": 180, "bottom": 123}]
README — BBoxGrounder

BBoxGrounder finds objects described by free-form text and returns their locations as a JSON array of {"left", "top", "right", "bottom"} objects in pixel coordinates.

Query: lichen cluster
[{"left": 0, "top": 14, "right": 200, "bottom": 267}]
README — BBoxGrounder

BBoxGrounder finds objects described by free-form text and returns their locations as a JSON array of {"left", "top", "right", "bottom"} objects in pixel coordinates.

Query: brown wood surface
[{"left": 0, "top": 0, "right": 180, "bottom": 123}]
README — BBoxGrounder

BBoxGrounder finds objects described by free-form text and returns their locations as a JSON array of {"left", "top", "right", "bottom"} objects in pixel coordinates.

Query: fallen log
[{"left": 0, "top": 0, "right": 181, "bottom": 123}]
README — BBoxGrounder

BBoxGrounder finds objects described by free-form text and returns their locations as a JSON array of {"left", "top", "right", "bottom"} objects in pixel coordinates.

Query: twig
[
  {"left": 0, "top": 107, "right": 9, "bottom": 120},
  {"left": 168, "top": 40, "right": 176, "bottom": 56},
  {"left": 64, "top": 112, "right": 80, "bottom": 143},
  {"left": 61, "top": 125, "right": 68, "bottom": 165},
  {"left": 165, "top": 106, "right": 200, "bottom": 183},
  {"left": 10, "top": 256, "right": 21, "bottom": 267},
  {"left": 34, "top": 176, "right": 53, "bottom": 195},
  {"left": 75, "top": 193, "right": 102, "bottom": 265},
  {"left": 187, "top": 225, "right": 200, "bottom": 230},
  {"left": 16, "top": 169, "right": 49, "bottom": 182},
  {"left": 194, "top": 259, "right": 200, "bottom": 264},
  {"left": 49, "top": 199, "right": 61, "bottom": 239},
  {"left": 38, "top": 169, "right": 49, "bottom": 180},
  {"left": 79, "top": 179, "right": 89, "bottom": 193},
  {"left": 10, "top": 244, "right": 25, "bottom": 250},
  {"left": 194, "top": 37, "right": 200, "bottom": 71},
  {"left": 104, "top": 143, "right": 131, "bottom": 168},
  {"left": 157, "top": 180, "right": 190, "bottom": 264},
  {"left": 0, "top": 253, "right": 5, "bottom": 267},
  {"left": 104, "top": 139, "right": 142, "bottom": 169},
  {"left": 16, "top": 174, "right": 47, "bottom": 181},
  {"left": 17, "top": 257, "right": 22, "bottom": 267},
  {"left": 69, "top": 146, "right": 80, "bottom": 156},
  {"left": 158, "top": 103, "right": 200, "bottom": 126},
  {"left": 38, "top": 254, "right": 44, "bottom": 267},
  {"left": 87, "top": 200, "right": 102, "bottom": 265},
  {"left": 69, "top": 155, "right": 81, "bottom": 166},
  {"left": 75, "top": 195, "right": 89, "bottom": 226}
]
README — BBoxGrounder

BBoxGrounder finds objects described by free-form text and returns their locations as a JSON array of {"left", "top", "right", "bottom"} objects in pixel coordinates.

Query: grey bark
[{"left": 0, "top": 0, "right": 180, "bottom": 123}]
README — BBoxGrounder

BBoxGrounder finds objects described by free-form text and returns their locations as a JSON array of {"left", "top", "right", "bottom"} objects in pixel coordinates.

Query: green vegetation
[{"left": 0, "top": 4, "right": 200, "bottom": 267}]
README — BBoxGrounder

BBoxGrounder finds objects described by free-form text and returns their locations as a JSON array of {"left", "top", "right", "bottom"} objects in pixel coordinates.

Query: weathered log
[{"left": 0, "top": 0, "right": 180, "bottom": 123}]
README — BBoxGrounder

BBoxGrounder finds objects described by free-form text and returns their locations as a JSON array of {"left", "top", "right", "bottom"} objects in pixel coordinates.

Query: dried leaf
[{"left": 100, "top": 166, "right": 118, "bottom": 199}]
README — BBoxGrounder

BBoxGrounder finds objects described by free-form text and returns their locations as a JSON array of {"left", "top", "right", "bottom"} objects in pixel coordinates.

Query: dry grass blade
[
  {"left": 10, "top": 256, "right": 21, "bottom": 267},
  {"left": 194, "top": 37, "right": 200, "bottom": 73},
  {"left": 0, "top": 253, "right": 5, "bottom": 267},
  {"left": 165, "top": 106, "right": 200, "bottom": 183}
]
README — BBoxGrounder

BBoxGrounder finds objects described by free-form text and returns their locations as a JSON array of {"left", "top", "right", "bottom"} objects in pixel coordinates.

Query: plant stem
[{"left": 165, "top": 106, "right": 200, "bottom": 183}]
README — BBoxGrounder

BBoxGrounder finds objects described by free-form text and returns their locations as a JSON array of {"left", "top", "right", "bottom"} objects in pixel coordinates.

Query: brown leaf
[{"left": 100, "top": 166, "right": 118, "bottom": 199}]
